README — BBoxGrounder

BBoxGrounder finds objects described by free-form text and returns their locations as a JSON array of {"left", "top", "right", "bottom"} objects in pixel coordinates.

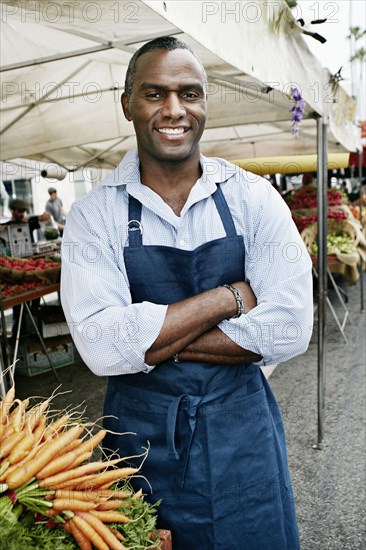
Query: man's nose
[{"left": 161, "top": 93, "right": 186, "bottom": 118}]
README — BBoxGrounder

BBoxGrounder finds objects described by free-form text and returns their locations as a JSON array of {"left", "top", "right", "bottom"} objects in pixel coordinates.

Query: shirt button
[{"left": 179, "top": 239, "right": 185, "bottom": 247}]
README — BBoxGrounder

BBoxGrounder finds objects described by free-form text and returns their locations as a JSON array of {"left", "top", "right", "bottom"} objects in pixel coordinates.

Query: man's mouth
[{"left": 156, "top": 127, "right": 189, "bottom": 135}]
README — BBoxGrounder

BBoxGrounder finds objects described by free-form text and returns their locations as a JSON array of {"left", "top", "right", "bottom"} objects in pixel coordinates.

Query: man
[
  {"left": 45, "top": 187, "right": 65, "bottom": 235},
  {"left": 61, "top": 37, "right": 313, "bottom": 549},
  {"left": 1, "top": 198, "right": 50, "bottom": 242}
]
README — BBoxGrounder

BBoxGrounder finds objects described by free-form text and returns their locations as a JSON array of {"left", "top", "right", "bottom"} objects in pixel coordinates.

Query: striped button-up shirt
[{"left": 61, "top": 149, "right": 313, "bottom": 376}]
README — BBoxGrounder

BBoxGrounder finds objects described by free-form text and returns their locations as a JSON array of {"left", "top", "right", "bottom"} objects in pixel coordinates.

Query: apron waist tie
[
  {"left": 111, "top": 365, "right": 259, "bottom": 488},
  {"left": 167, "top": 395, "right": 203, "bottom": 487},
  {"left": 166, "top": 368, "right": 258, "bottom": 488}
]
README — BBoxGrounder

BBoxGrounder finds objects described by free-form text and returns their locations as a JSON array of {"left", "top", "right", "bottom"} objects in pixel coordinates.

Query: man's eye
[
  {"left": 146, "top": 92, "right": 163, "bottom": 99},
  {"left": 182, "top": 92, "right": 199, "bottom": 99}
]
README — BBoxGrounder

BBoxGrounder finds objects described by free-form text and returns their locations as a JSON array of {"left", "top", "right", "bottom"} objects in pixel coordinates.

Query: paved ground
[
  {"left": 268, "top": 276, "right": 366, "bottom": 550},
  {"left": 13, "top": 276, "right": 366, "bottom": 550}
]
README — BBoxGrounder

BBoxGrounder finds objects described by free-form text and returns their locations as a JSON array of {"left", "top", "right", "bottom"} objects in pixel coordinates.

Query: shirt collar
[{"left": 102, "top": 148, "right": 238, "bottom": 193}]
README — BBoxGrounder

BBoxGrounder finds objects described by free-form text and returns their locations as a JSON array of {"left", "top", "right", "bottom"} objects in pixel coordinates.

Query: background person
[
  {"left": 45, "top": 187, "right": 66, "bottom": 236},
  {"left": 61, "top": 36, "right": 313, "bottom": 550},
  {"left": 302, "top": 172, "right": 315, "bottom": 186},
  {"left": 0, "top": 180, "right": 10, "bottom": 218},
  {"left": 1, "top": 198, "right": 50, "bottom": 242}
]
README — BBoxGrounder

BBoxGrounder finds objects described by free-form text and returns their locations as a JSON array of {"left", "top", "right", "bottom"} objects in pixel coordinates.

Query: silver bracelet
[{"left": 221, "top": 284, "right": 244, "bottom": 319}]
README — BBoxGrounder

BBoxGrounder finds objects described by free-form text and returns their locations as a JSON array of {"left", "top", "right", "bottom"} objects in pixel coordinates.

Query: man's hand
[{"left": 38, "top": 211, "right": 51, "bottom": 222}]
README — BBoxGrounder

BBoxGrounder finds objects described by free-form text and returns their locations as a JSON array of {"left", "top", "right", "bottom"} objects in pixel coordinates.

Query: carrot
[
  {"left": 24, "top": 400, "right": 50, "bottom": 433},
  {"left": 96, "top": 500, "right": 124, "bottom": 511},
  {"left": 37, "top": 449, "right": 92, "bottom": 480},
  {"left": 73, "top": 429, "right": 106, "bottom": 456},
  {"left": 110, "top": 528, "right": 125, "bottom": 541},
  {"left": 36, "top": 429, "right": 106, "bottom": 480},
  {"left": 0, "top": 460, "right": 10, "bottom": 480},
  {"left": 44, "top": 508, "right": 60, "bottom": 516},
  {"left": 0, "top": 385, "right": 15, "bottom": 424},
  {"left": 63, "top": 520, "right": 71, "bottom": 533},
  {"left": 132, "top": 488, "right": 143, "bottom": 500},
  {"left": 44, "top": 474, "right": 97, "bottom": 490},
  {"left": 0, "top": 431, "right": 24, "bottom": 459},
  {"left": 52, "top": 489, "right": 104, "bottom": 502},
  {"left": 47, "top": 429, "right": 106, "bottom": 464},
  {"left": 8, "top": 433, "right": 35, "bottom": 464},
  {"left": 43, "top": 414, "right": 70, "bottom": 440},
  {"left": 67, "top": 519, "right": 93, "bottom": 550},
  {"left": 97, "top": 489, "right": 132, "bottom": 499},
  {"left": 9, "top": 399, "right": 29, "bottom": 432},
  {"left": 90, "top": 510, "right": 132, "bottom": 524},
  {"left": 53, "top": 489, "right": 130, "bottom": 502},
  {"left": 92, "top": 483, "right": 111, "bottom": 490},
  {"left": 1, "top": 424, "right": 16, "bottom": 442},
  {"left": 5, "top": 424, "right": 84, "bottom": 489},
  {"left": 52, "top": 498, "right": 96, "bottom": 512},
  {"left": 66, "top": 451, "right": 94, "bottom": 471},
  {"left": 72, "top": 514, "right": 109, "bottom": 550},
  {"left": 58, "top": 438, "right": 83, "bottom": 455},
  {"left": 76, "top": 467, "right": 139, "bottom": 490},
  {"left": 77, "top": 511, "right": 127, "bottom": 550},
  {"left": 39, "top": 457, "right": 124, "bottom": 487},
  {"left": 0, "top": 444, "right": 40, "bottom": 481},
  {"left": 32, "top": 415, "right": 47, "bottom": 442}
]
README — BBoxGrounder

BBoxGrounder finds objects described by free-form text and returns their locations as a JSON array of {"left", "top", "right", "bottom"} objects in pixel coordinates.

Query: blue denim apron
[{"left": 103, "top": 185, "right": 300, "bottom": 549}]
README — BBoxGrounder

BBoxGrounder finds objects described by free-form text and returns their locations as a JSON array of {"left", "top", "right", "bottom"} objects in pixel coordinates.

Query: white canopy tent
[
  {"left": 0, "top": 0, "right": 361, "bottom": 171},
  {"left": 0, "top": 0, "right": 363, "bottom": 442}
]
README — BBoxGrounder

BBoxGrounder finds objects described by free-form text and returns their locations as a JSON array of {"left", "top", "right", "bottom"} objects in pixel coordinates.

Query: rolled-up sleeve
[
  {"left": 61, "top": 201, "right": 167, "bottom": 376},
  {"left": 219, "top": 181, "right": 313, "bottom": 365}
]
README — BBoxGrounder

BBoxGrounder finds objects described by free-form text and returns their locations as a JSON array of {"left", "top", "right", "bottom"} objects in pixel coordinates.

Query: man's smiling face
[{"left": 121, "top": 48, "right": 207, "bottom": 165}]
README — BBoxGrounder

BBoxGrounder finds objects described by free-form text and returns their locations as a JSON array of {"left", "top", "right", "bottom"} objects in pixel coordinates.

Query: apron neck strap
[
  {"left": 212, "top": 184, "right": 238, "bottom": 237},
  {"left": 127, "top": 194, "right": 143, "bottom": 246}
]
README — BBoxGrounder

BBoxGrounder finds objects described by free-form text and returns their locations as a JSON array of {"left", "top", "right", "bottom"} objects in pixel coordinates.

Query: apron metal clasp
[{"left": 127, "top": 220, "right": 143, "bottom": 234}]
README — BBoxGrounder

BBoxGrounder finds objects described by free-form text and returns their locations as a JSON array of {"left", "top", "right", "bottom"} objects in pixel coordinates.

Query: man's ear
[{"left": 121, "top": 92, "right": 132, "bottom": 121}]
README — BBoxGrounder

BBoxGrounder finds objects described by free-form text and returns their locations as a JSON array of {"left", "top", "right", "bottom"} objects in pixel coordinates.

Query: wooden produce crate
[
  {"left": 157, "top": 530, "right": 172, "bottom": 550},
  {"left": 0, "top": 259, "right": 61, "bottom": 285},
  {"left": 301, "top": 219, "right": 360, "bottom": 256}
]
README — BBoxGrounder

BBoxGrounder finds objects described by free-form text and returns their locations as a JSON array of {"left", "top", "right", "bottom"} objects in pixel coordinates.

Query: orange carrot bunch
[{"left": 0, "top": 385, "right": 158, "bottom": 549}]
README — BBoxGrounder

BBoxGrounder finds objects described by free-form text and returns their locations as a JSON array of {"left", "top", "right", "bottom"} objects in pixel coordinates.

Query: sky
[{"left": 296, "top": 0, "right": 366, "bottom": 120}]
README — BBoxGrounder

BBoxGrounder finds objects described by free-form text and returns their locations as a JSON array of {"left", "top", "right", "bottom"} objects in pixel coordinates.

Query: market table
[
  {"left": 0, "top": 283, "right": 60, "bottom": 397},
  {"left": 310, "top": 255, "right": 353, "bottom": 343},
  {"left": 300, "top": 211, "right": 366, "bottom": 343}
]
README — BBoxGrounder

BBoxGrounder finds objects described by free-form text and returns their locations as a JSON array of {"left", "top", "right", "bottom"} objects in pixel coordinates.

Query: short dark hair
[
  {"left": 9, "top": 198, "right": 29, "bottom": 211},
  {"left": 124, "top": 36, "right": 207, "bottom": 97}
]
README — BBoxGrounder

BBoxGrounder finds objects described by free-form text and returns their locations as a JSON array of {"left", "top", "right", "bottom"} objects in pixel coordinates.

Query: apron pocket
[
  {"left": 203, "top": 386, "right": 279, "bottom": 496},
  {"left": 213, "top": 475, "right": 290, "bottom": 550}
]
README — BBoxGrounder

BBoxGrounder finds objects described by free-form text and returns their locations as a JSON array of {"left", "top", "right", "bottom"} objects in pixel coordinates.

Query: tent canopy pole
[{"left": 313, "top": 115, "right": 328, "bottom": 450}]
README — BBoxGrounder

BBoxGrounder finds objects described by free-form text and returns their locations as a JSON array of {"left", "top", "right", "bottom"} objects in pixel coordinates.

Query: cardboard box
[
  {"left": 0, "top": 224, "right": 33, "bottom": 257},
  {"left": 16, "top": 335, "right": 74, "bottom": 376},
  {"left": 37, "top": 304, "right": 70, "bottom": 338}
]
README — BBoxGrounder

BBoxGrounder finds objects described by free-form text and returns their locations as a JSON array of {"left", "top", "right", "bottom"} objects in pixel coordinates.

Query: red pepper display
[
  {"left": 1, "top": 281, "right": 48, "bottom": 299},
  {"left": 0, "top": 257, "right": 60, "bottom": 271},
  {"left": 285, "top": 185, "right": 345, "bottom": 210}
]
